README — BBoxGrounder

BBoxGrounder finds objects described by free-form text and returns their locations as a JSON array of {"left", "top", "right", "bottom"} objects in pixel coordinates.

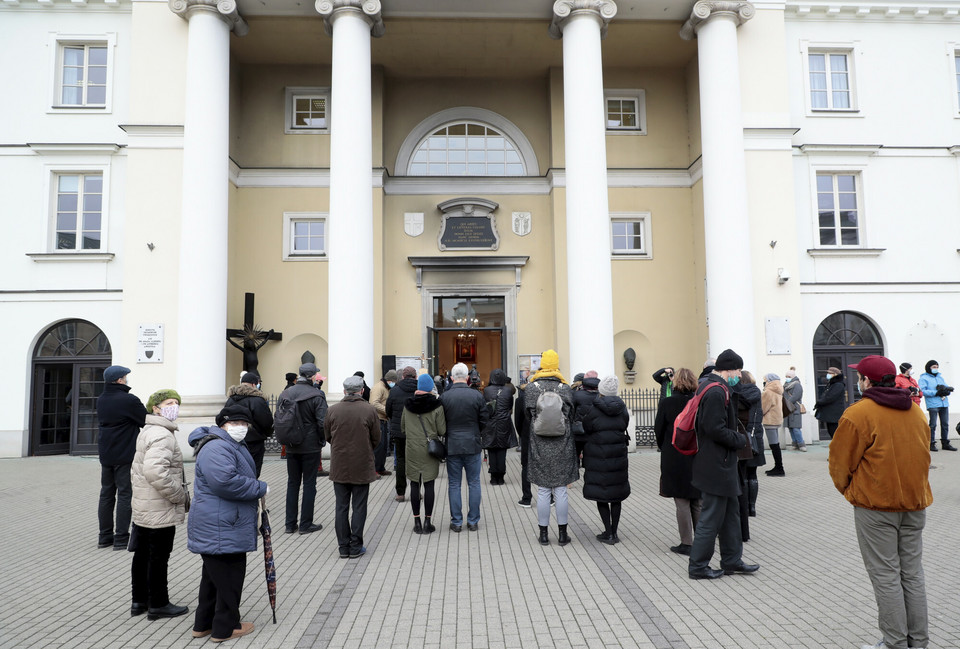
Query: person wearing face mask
[
  {"left": 129, "top": 389, "right": 189, "bottom": 621},
  {"left": 895, "top": 363, "right": 922, "bottom": 407},
  {"left": 369, "top": 370, "right": 396, "bottom": 478},
  {"left": 919, "top": 359, "right": 957, "bottom": 452},
  {"left": 187, "top": 405, "right": 269, "bottom": 643},
  {"left": 814, "top": 366, "right": 846, "bottom": 439},
  {"left": 224, "top": 372, "right": 274, "bottom": 478},
  {"left": 687, "top": 349, "right": 758, "bottom": 580}
]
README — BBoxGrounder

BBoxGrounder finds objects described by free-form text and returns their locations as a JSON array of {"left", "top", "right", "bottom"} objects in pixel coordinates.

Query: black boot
[
  {"left": 413, "top": 517, "right": 423, "bottom": 534},
  {"left": 747, "top": 478, "right": 758, "bottom": 517},
  {"left": 765, "top": 444, "right": 785, "bottom": 476},
  {"left": 538, "top": 526, "right": 550, "bottom": 545},
  {"left": 558, "top": 524, "right": 571, "bottom": 546},
  {"left": 423, "top": 516, "right": 435, "bottom": 534}
]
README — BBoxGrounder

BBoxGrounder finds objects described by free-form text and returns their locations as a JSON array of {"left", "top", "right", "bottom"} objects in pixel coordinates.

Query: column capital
[
  {"left": 316, "top": 0, "right": 385, "bottom": 38},
  {"left": 549, "top": 0, "right": 617, "bottom": 40},
  {"left": 168, "top": 0, "right": 248, "bottom": 36},
  {"left": 680, "top": 1, "right": 755, "bottom": 40}
]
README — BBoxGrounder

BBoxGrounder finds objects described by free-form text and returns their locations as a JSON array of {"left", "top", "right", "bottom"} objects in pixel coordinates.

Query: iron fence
[
  {"left": 619, "top": 388, "right": 661, "bottom": 448},
  {"left": 264, "top": 395, "right": 282, "bottom": 454}
]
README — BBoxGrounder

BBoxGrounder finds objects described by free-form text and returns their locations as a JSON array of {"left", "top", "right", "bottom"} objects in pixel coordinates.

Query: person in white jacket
[{"left": 129, "top": 389, "right": 189, "bottom": 621}]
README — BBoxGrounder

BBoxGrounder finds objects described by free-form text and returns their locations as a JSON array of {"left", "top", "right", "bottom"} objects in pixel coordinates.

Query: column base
[{"left": 176, "top": 395, "right": 227, "bottom": 462}]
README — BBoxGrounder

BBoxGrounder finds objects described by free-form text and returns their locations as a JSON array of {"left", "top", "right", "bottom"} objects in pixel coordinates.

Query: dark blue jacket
[
  {"left": 440, "top": 382, "right": 490, "bottom": 455},
  {"left": 96, "top": 382, "right": 146, "bottom": 465},
  {"left": 187, "top": 426, "right": 267, "bottom": 555}
]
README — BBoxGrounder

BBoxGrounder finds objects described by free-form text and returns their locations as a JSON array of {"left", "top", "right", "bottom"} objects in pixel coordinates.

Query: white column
[
  {"left": 169, "top": 0, "right": 247, "bottom": 398},
  {"left": 317, "top": 1, "right": 383, "bottom": 395},
  {"left": 551, "top": 0, "right": 617, "bottom": 378},
  {"left": 681, "top": 1, "right": 757, "bottom": 367}
]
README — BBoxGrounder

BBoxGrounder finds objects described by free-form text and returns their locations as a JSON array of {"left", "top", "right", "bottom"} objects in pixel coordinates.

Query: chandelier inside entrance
[{"left": 456, "top": 316, "right": 479, "bottom": 342}]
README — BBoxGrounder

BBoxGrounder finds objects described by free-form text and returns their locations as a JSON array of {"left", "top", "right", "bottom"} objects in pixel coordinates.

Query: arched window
[
  {"left": 35, "top": 319, "right": 112, "bottom": 358},
  {"left": 409, "top": 122, "right": 525, "bottom": 176},
  {"left": 813, "top": 311, "right": 881, "bottom": 347}
]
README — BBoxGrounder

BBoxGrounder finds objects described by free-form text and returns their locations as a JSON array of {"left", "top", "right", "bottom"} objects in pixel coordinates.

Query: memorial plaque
[
  {"left": 137, "top": 323, "right": 164, "bottom": 363},
  {"left": 439, "top": 216, "right": 498, "bottom": 250}
]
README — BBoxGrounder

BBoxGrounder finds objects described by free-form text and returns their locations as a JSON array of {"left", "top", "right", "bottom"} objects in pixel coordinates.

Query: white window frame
[
  {"left": 282, "top": 212, "right": 327, "bottom": 261},
  {"left": 609, "top": 212, "right": 652, "bottom": 259},
  {"left": 48, "top": 33, "right": 116, "bottom": 113},
  {"left": 42, "top": 162, "right": 112, "bottom": 254},
  {"left": 948, "top": 43, "right": 960, "bottom": 118},
  {"left": 799, "top": 41, "right": 861, "bottom": 116},
  {"left": 604, "top": 89, "right": 647, "bottom": 134},
  {"left": 284, "top": 87, "right": 330, "bottom": 134},
  {"left": 810, "top": 167, "right": 866, "bottom": 250}
]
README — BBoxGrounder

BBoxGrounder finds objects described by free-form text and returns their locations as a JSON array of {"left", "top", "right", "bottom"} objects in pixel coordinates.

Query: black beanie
[
  {"left": 899, "top": 362, "right": 912, "bottom": 374},
  {"left": 715, "top": 349, "right": 744, "bottom": 371},
  {"left": 216, "top": 404, "right": 252, "bottom": 427},
  {"left": 925, "top": 360, "right": 938, "bottom": 374}
]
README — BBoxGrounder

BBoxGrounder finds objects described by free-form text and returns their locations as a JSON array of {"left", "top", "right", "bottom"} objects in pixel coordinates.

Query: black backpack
[{"left": 274, "top": 393, "right": 309, "bottom": 446}]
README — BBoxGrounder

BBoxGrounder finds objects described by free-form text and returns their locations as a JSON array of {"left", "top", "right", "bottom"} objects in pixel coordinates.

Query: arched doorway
[
  {"left": 30, "top": 320, "right": 112, "bottom": 455},
  {"left": 812, "top": 311, "right": 883, "bottom": 439}
]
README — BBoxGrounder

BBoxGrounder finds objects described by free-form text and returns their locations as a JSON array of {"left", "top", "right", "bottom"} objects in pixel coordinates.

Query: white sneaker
[
  {"left": 799, "top": 445, "right": 808, "bottom": 452},
  {"left": 860, "top": 641, "right": 885, "bottom": 649}
]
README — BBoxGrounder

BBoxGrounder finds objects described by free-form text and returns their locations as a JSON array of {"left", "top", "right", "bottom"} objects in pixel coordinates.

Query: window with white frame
[
  {"left": 408, "top": 122, "right": 525, "bottom": 176},
  {"left": 283, "top": 213, "right": 326, "bottom": 260},
  {"left": 284, "top": 87, "right": 330, "bottom": 134},
  {"left": 58, "top": 43, "right": 108, "bottom": 107},
  {"left": 808, "top": 51, "right": 854, "bottom": 110},
  {"left": 955, "top": 52, "right": 960, "bottom": 112},
  {"left": 610, "top": 214, "right": 652, "bottom": 257},
  {"left": 604, "top": 90, "right": 646, "bottom": 132},
  {"left": 816, "top": 173, "right": 860, "bottom": 246},
  {"left": 54, "top": 173, "right": 103, "bottom": 250}
]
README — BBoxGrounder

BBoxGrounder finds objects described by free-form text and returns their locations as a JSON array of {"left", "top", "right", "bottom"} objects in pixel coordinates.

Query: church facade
[{"left": 3, "top": 0, "right": 959, "bottom": 457}]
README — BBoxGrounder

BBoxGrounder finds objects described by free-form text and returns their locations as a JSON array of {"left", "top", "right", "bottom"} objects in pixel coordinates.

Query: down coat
[
  {"left": 524, "top": 377, "right": 579, "bottom": 488},
  {"left": 401, "top": 393, "right": 446, "bottom": 483},
  {"left": 580, "top": 395, "right": 631, "bottom": 503},
  {"left": 481, "top": 370, "right": 518, "bottom": 450},
  {"left": 187, "top": 426, "right": 267, "bottom": 555},
  {"left": 131, "top": 414, "right": 187, "bottom": 529}
]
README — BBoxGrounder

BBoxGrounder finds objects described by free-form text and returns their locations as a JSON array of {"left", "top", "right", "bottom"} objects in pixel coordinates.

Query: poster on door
[
  {"left": 137, "top": 324, "right": 164, "bottom": 363},
  {"left": 517, "top": 354, "right": 541, "bottom": 386}
]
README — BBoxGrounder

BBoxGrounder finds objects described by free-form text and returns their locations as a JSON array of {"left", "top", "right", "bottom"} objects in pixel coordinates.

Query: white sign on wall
[
  {"left": 138, "top": 324, "right": 164, "bottom": 363},
  {"left": 765, "top": 317, "right": 791, "bottom": 355},
  {"left": 395, "top": 356, "right": 423, "bottom": 372}
]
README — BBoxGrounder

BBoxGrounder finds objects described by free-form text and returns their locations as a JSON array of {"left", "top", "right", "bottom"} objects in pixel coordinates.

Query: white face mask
[
  {"left": 224, "top": 424, "right": 248, "bottom": 442},
  {"left": 825, "top": 374, "right": 833, "bottom": 380},
  {"left": 160, "top": 404, "right": 179, "bottom": 421}
]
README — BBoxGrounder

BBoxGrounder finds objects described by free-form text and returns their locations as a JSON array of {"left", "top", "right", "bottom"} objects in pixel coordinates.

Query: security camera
[{"left": 777, "top": 268, "right": 790, "bottom": 284}]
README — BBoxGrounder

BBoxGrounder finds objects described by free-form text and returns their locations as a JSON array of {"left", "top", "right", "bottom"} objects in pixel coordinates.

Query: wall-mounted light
[{"left": 777, "top": 267, "right": 790, "bottom": 284}]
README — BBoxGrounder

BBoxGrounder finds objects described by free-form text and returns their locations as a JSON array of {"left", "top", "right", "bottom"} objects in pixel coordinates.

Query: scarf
[{"left": 529, "top": 349, "right": 567, "bottom": 384}]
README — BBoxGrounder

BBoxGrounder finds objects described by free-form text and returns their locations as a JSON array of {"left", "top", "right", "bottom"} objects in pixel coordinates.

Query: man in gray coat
[
  {"left": 280, "top": 363, "right": 328, "bottom": 535},
  {"left": 440, "top": 363, "right": 489, "bottom": 532}
]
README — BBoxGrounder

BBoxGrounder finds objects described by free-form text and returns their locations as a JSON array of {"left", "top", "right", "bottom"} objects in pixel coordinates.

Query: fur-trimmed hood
[
  {"left": 227, "top": 383, "right": 264, "bottom": 399},
  {"left": 405, "top": 393, "right": 443, "bottom": 414}
]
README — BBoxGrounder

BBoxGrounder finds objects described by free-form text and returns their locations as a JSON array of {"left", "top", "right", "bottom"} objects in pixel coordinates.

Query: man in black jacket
[
  {"left": 224, "top": 372, "right": 274, "bottom": 477},
  {"left": 385, "top": 366, "right": 419, "bottom": 502},
  {"left": 279, "top": 363, "right": 328, "bottom": 534},
  {"left": 96, "top": 365, "right": 146, "bottom": 550},
  {"left": 440, "top": 363, "right": 490, "bottom": 532},
  {"left": 688, "top": 349, "right": 760, "bottom": 580}
]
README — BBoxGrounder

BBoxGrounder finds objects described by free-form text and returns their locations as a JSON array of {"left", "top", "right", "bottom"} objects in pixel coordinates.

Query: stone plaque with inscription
[{"left": 436, "top": 197, "right": 500, "bottom": 251}]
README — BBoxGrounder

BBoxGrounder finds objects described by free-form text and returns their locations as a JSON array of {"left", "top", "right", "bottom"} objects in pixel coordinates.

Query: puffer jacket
[
  {"left": 187, "top": 426, "right": 267, "bottom": 555},
  {"left": 761, "top": 379, "right": 784, "bottom": 426},
  {"left": 580, "top": 395, "right": 631, "bottom": 503},
  {"left": 224, "top": 383, "right": 274, "bottom": 443},
  {"left": 919, "top": 372, "right": 950, "bottom": 409},
  {"left": 131, "top": 414, "right": 187, "bottom": 529},
  {"left": 481, "top": 370, "right": 517, "bottom": 449}
]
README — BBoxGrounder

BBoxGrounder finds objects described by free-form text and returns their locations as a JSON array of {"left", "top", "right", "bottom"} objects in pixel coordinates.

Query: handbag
[
  {"left": 798, "top": 402, "right": 807, "bottom": 415},
  {"left": 736, "top": 420, "right": 754, "bottom": 461},
  {"left": 417, "top": 413, "right": 446, "bottom": 460}
]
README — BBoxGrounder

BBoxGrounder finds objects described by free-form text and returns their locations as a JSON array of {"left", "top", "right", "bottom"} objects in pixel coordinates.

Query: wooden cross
[{"left": 226, "top": 293, "right": 282, "bottom": 374}]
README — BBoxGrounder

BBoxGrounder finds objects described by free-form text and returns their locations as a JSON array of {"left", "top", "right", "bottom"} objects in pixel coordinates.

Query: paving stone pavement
[{"left": 2, "top": 445, "right": 959, "bottom": 649}]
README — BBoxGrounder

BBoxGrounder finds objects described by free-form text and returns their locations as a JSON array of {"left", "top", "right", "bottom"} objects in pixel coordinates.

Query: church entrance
[
  {"left": 427, "top": 296, "right": 506, "bottom": 386},
  {"left": 30, "top": 320, "right": 112, "bottom": 456}
]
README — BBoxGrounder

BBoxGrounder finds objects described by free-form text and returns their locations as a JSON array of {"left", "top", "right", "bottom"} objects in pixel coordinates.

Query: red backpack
[{"left": 672, "top": 382, "right": 729, "bottom": 456}]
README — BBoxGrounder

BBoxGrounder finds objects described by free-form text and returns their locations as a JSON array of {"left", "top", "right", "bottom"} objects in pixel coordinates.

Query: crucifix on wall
[{"left": 226, "top": 293, "right": 282, "bottom": 375}]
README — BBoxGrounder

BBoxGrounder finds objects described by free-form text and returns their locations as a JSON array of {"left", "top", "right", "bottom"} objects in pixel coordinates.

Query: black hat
[
  {"left": 353, "top": 371, "right": 365, "bottom": 378},
  {"left": 899, "top": 362, "right": 912, "bottom": 374},
  {"left": 715, "top": 349, "right": 744, "bottom": 371},
  {"left": 925, "top": 360, "right": 939, "bottom": 374},
  {"left": 285, "top": 372, "right": 297, "bottom": 382},
  {"left": 573, "top": 373, "right": 585, "bottom": 384},
  {"left": 241, "top": 372, "right": 260, "bottom": 385},
  {"left": 216, "top": 404, "right": 252, "bottom": 427}
]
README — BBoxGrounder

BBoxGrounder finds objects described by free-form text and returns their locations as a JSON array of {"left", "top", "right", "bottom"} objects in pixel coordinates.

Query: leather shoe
[
  {"left": 449, "top": 523, "right": 462, "bottom": 533},
  {"left": 377, "top": 470, "right": 393, "bottom": 476},
  {"left": 467, "top": 523, "right": 478, "bottom": 532},
  {"left": 131, "top": 602, "right": 147, "bottom": 617},
  {"left": 942, "top": 441, "right": 958, "bottom": 451},
  {"left": 98, "top": 540, "right": 114, "bottom": 549},
  {"left": 285, "top": 525, "right": 297, "bottom": 534},
  {"left": 670, "top": 544, "right": 692, "bottom": 556},
  {"left": 689, "top": 567, "right": 724, "bottom": 580},
  {"left": 299, "top": 523, "right": 323, "bottom": 534},
  {"left": 723, "top": 562, "right": 760, "bottom": 575},
  {"left": 349, "top": 546, "right": 366, "bottom": 559},
  {"left": 147, "top": 603, "right": 189, "bottom": 620}
]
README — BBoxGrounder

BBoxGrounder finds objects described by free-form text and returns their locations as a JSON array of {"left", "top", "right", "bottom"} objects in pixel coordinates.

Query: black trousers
[
  {"left": 689, "top": 492, "right": 743, "bottom": 573},
  {"left": 394, "top": 440, "right": 407, "bottom": 496},
  {"left": 487, "top": 448, "right": 507, "bottom": 474},
  {"left": 246, "top": 440, "right": 265, "bottom": 478},
  {"left": 194, "top": 553, "right": 247, "bottom": 640},
  {"left": 286, "top": 451, "right": 320, "bottom": 530},
  {"left": 130, "top": 524, "right": 176, "bottom": 607},
  {"left": 519, "top": 431, "right": 532, "bottom": 501},
  {"left": 374, "top": 420, "right": 389, "bottom": 472},
  {"left": 98, "top": 463, "right": 132, "bottom": 546},
  {"left": 333, "top": 483, "right": 369, "bottom": 556}
]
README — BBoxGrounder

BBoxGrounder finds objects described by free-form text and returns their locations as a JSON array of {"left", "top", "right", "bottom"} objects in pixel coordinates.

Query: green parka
[{"left": 401, "top": 393, "right": 446, "bottom": 483}]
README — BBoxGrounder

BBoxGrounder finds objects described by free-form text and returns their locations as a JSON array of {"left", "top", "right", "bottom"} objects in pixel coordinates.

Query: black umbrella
[{"left": 259, "top": 496, "right": 277, "bottom": 624}]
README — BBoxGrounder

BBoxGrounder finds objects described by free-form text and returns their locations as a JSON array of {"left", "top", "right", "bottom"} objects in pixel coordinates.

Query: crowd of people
[{"left": 93, "top": 347, "right": 940, "bottom": 648}]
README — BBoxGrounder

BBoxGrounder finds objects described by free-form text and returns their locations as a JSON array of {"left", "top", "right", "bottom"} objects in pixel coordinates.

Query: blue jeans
[
  {"left": 787, "top": 427, "right": 804, "bottom": 446},
  {"left": 928, "top": 407, "right": 949, "bottom": 442},
  {"left": 447, "top": 452, "right": 482, "bottom": 526}
]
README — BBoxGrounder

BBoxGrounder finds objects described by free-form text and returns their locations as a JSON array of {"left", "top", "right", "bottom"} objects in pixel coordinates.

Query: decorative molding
[
  {"left": 787, "top": 2, "right": 960, "bottom": 21},
  {"left": 680, "top": 1, "right": 756, "bottom": 40},
  {"left": 408, "top": 256, "right": 529, "bottom": 290},
  {"left": 26, "top": 252, "right": 115, "bottom": 262},
  {"left": 549, "top": 0, "right": 617, "bottom": 39},
  {"left": 806, "top": 248, "right": 885, "bottom": 257},
  {"left": 798, "top": 143, "right": 882, "bottom": 155},
  {"left": 316, "top": 0, "right": 384, "bottom": 37},
  {"left": 168, "top": 0, "right": 248, "bottom": 36},
  {"left": 28, "top": 143, "right": 121, "bottom": 155}
]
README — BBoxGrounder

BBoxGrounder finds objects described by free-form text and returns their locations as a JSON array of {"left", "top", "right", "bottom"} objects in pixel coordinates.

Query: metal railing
[{"left": 619, "top": 388, "right": 660, "bottom": 448}]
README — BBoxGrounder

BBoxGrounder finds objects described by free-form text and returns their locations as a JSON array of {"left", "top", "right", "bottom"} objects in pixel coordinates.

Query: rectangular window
[
  {"left": 291, "top": 219, "right": 325, "bottom": 255},
  {"left": 955, "top": 53, "right": 960, "bottom": 112},
  {"left": 816, "top": 173, "right": 860, "bottom": 246},
  {"left": 604, "top": 90, "right": 646, "bottom": 133},
  {"left": 59, "top": 43, "right": 108, "bottom": 107},
  {"left": 610, "top": 214, "right": 652, "bottom": 258},
  {"left": 808, "top": 51, "right": 852, "bottom": 110},
  {"left": 55, "top": 173, "right": 103, "bottom": 250},
  {"left": 284, "top": 87, "right": 330, "bottom": 134}
]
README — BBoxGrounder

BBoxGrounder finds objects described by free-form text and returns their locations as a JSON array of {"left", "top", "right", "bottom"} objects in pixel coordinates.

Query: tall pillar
[
  {"left": 169, "top": 1, "right": 247, "bottom": 400},
  {"left": 317, "top": 1, "right": 383, "bottom": 394},
  {"left": 681, "top": 2, "right": 757, "bottom": 367},
  {"left": 550, "top": 0, "right": 617, "bottom": 377}
]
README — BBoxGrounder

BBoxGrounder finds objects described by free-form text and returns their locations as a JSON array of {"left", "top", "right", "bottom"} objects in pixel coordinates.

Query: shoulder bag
[{"left": 417, "top": 413, "right": 446, "bottom": 460}]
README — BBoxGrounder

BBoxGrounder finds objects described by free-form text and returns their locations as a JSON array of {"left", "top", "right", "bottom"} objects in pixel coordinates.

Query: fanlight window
[
  {"left": 813, "top": 312, "right": 881, "bottom": 347},
  {"left": 35, "top": 320, "right": 112, "bottom": 358},
  {"left": 408, "top": 122, "right": 525, "bottom": 176}
]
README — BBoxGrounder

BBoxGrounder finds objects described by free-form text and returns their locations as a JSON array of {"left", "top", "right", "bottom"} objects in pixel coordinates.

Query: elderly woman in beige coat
[
  {"left": 761, "top": 374, "right": 786, "bottom": 477},
  {"left": 129, "top": 389, "right": 189, "bottom": 621}
]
